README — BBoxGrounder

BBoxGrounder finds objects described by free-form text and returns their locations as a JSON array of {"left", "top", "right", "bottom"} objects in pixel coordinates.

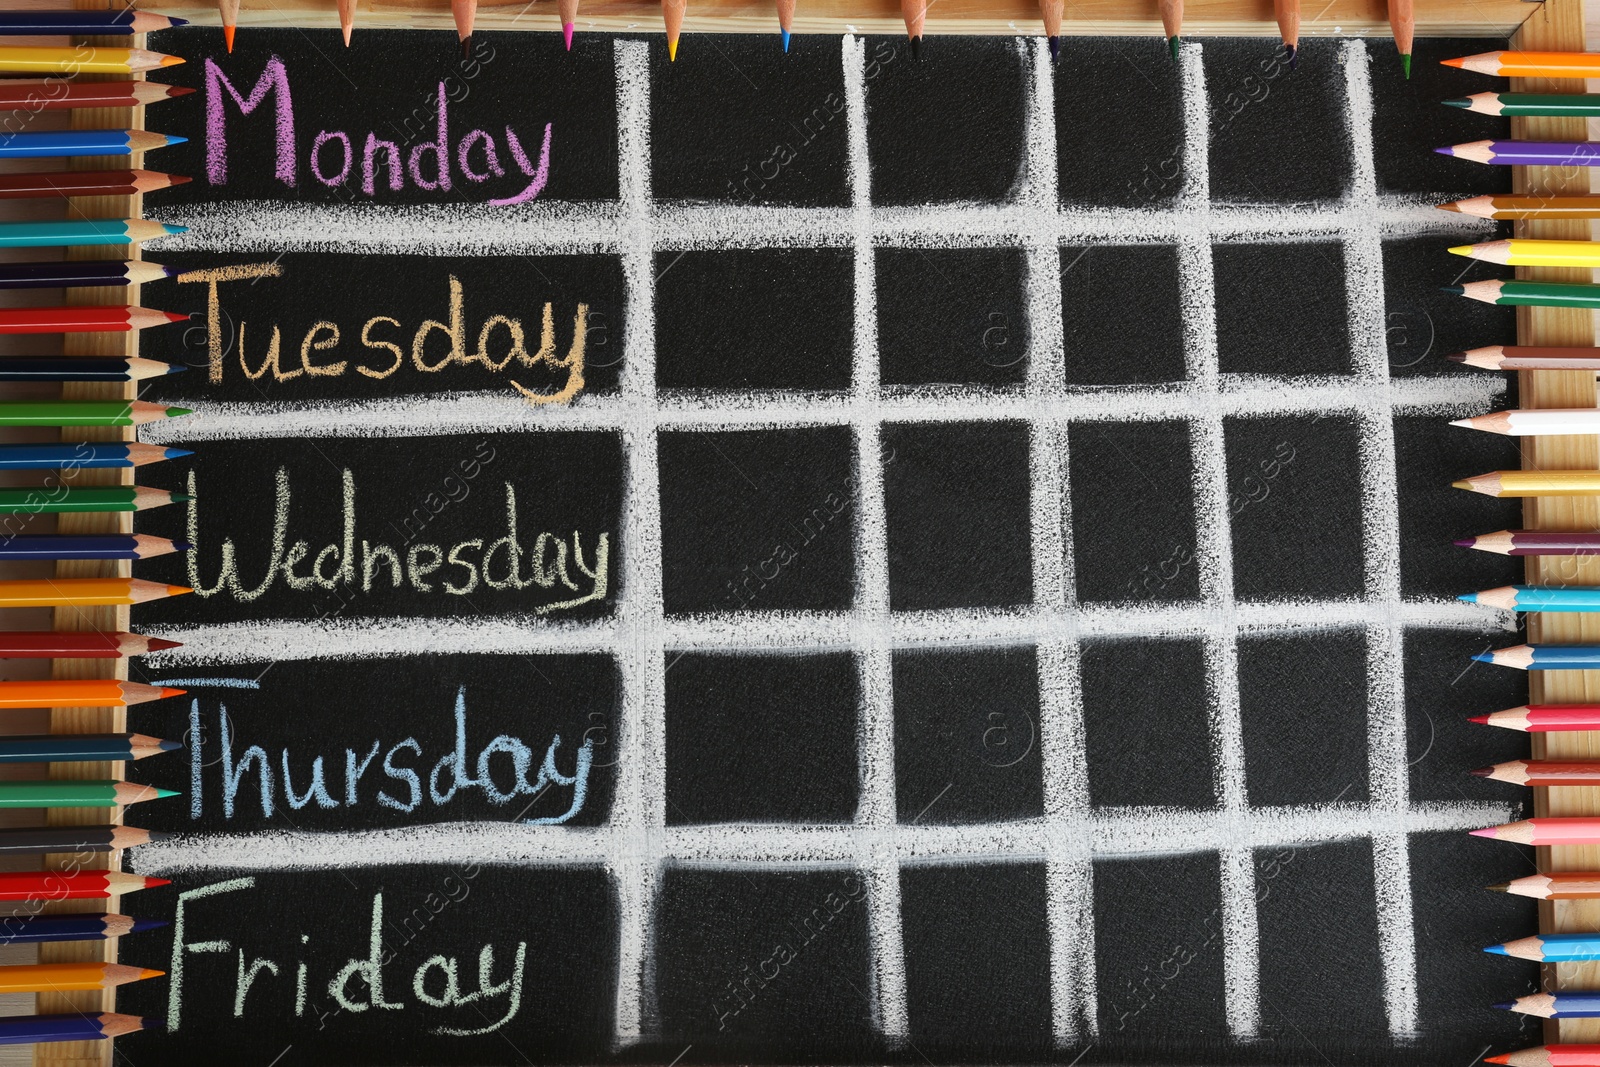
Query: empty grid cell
[
  {"left": 1094, "top": 853, "right": 1229, "bottom": 1038},
  {"left": 1214, "top": 243, "right": 1351, "bottom": 376},
  {"left": 1067, "top": 421, "right": 1199, "bottom": 604},
  {"left": 864, "top": 36, "right": 1028, "bottom": 205},
  {"left": 1224, "top": 415, "right": 1363, "bottom": 600},
  {"left": 1238, "top": 633, "right": 1369, "bottom": 806},
  {"left": 876, "top": 248, "right": 1031, "bottom": 387},
  {"left": 651, "top": 35, "right": 849, "bottom": 205},
  {"left": 1081, "top": 639, "right": 1214, "bottom": 809},
  {"left": 658, "top": 427, "right": 856, "bottom": 614},
  {"left": 892, "top": 647, "right": 1045, "bottom": 824},
  {"left": 655, "top": 249, "right": 853, "bottom": 390},
  {"left": 655, "top": 867, "right": 877, "bottom": 1047},
  {"left": 665, "top": 651, "right": 858, "bottom": 824},
  {"left": 881, "top": 422, "right": 1033, "bottom": 611},
  {"left": 1381, "top": 236, "right": 1515, "bottom": 379},
  {"left": 901, "top": 863, "right": 1052, "bottom": 1047},
  {"left": 1370, "top": 38, "right": 1512, "bottom": 196},
  {"left": 1061, "top": 245, "right": 1187, "bottom": 385},
  {"left": 1205, "top": 39, "right": 1351, "bottom": 202},
  {"left": 1057, "top": 37, "right": 1184, "bottom": 208}
]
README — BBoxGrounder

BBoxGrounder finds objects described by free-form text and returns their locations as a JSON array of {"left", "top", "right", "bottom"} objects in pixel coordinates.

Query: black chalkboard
[{"left": 124, "top": 25, "right": 1538, "bottom": 1066}]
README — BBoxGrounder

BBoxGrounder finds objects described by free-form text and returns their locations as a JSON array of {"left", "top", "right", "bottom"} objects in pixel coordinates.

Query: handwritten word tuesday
[{"left": 205, "top": 56, "right": 551, "bottom": 205}]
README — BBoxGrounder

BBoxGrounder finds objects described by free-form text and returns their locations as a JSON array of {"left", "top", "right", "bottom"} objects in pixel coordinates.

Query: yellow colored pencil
[
  {"left": 0, "top": 577, "right": 191, "bottom": 609},
  {"left": 1454, "top": 470, "right": 1600, "bottom": 497},
  {"left": 1451, "top": 239, "right": 1600, "bottom": 268},
  {"left": 0, "top": 46, "right": 181, "bottom": 75}
]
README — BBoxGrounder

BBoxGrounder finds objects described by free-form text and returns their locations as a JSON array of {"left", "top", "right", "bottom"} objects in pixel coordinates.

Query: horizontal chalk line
[
  {"left": 142, "top": 598, "right": 1508, "bottom": 666},
  {"left": 128, "top": 800, "right": 1514, "bottom": 877},
  {"left": 140, "top": 376, "right": 1506, "bottom": 444}
]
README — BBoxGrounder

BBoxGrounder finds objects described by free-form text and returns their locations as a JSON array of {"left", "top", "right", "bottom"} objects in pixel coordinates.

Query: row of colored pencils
[{"left": 1439, "top": 46, "right": 1600, "bottom": 1067}]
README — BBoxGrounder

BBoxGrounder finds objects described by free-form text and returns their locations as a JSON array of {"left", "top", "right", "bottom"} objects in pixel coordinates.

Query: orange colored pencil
[
  {"left": 0, "top": 680, "right": 184, "bottom": 709},
  {"left": 0, "top": 577, "right": 191, "bottom": 608},
  {"left": 0, "top": 962, "right": 161, "bottom": 994},
  {"left": 1443, "top": 51, "right": 1600, "bottom": 78}
]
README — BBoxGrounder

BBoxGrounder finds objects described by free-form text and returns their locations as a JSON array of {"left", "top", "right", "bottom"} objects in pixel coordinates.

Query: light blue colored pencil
[
  {"left": 1462, "top": 586, "right": 1600, "bottom": 612},
  {"left": 1487, "top": 933, "right": 1600, "bottom": 962},
  {"left": 0, "top": 220, "right": 185, "bottom": 249},
  {"left": 0, "top": 129, "right": 183, "bottom": 159}
]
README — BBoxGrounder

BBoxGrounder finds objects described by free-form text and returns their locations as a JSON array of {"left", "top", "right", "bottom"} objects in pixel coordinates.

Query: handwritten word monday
[
  {"left": 184, "top": 462, "right": 610, "bottom": 612},
  {"left": 206, "top": 57, "right": 551, "bottom": 205},
  {"left": 191, "top": 687, "right": 593, "bottom": 823},
  {"left": 181, "top": 264, "right": 587, "bottom": 404},
  {"left": 170, "top": 879, "right": 530, "bottom": 1035}
]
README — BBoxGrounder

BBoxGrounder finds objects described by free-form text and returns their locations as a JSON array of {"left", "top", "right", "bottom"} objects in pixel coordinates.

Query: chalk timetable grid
[{"left": 136, "top": 36, "right": 1523, "bottom": 1050}]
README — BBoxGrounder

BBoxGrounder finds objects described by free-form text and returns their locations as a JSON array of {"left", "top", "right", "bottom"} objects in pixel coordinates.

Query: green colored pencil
[
  {"left": 0, "top": 400, "right": 189, "bottom": 427},
  {"left": 1446, "top": 93, "right": 1600, "bottom": 117},
  {"left": 1448, "top": 278, "right": 1600, "bottom": 309},
  {"left": 0, "top": 781, "right": 176, "bottom": 809},
  {"left": 0, "top": 486, "right": 188, "bottom": 514}
]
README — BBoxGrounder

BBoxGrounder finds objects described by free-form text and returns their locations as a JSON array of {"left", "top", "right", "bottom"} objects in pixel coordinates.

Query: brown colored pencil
[
  {"left": 1449, "top": 345, "right": 1600, "bottom": 370},
  {"left": 0, "top": 632, "right": 180, "bottom": 659},
  {"left": 0, "top": 825, "right": 169, "bottom": 856},
  {"left": 1473, "top": 760, "right": 1600, "bottom": 787},
  {"left": 0, "top": 170, "right": 189, "bottom": 200},
  {"left": 0, "top": 81, "right": 192, "bottom": 111},
  {"left": 1441, "top": 195, "right": 1600, "bottom": 220}
]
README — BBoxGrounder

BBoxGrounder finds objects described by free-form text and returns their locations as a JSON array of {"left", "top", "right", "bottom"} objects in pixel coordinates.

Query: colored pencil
[
  {"left": 0, "top": 915, "right": 165, "bottom": 946},
  {"left": 1471, "top": 818, "right": 1600, "bottom": 845},
  {"left": 1473, "top": 761, "right": 1600, "bottom": 786},
  {"left": 0, "top": 221, "right": 185, "bottom": 251},
  {"left": 560, "top": 0, "right": 577, "bottom": 49},
  {"left": 0, "top": 82, "right": 192, "bottom": 111},
  {"left": 0, "top": 170, "right": 189, "bottom": 200},
  {"left": 1472, "top": 705, "right": 1600, "bottom": 732},
  {"left": 1447, "top": 93, "right": 1600, "bottom": 117},
  {"left": 0, "top": 46, "right": 182, "bottom": 75},
  {"left": 1456, "top": 532, "right": 1600, "bottom": 556},
  {"left": 1491, "top": 874, "right": 1600, "bottom": 898},
  {"left": 0, "top": 534, "right": 190, "bottom": 560},
  {"left": 0, "top": 780, "right": 178, "bottom": 809},
  {"left": 1444, "top": 51, "right": 1600, "bottom": 78},
  {"left": 0, "top": 443, "right": 191, "bottom": 470},
  {"left": 453, "top": 0, "right": 475, "bottom": 57},
  {"left": 1038, "top": 0, "right": 1060, "bottom": 60},
  {"left": 1437, "top": 141, "right": 1600, "bottom": 167},
  {"left": 0, "top": 130, "right": 183, "bottom": 160},
  {"left": 0, "top": 10, "right": 187, "bottom": 33},
  {"left": 1453, "top": 470, "right": 1600, "bottom": 496},
  {"left": 0, "top": 306, "right": 187, "bottom": 335},
  {"left": 1442, "top": 195, "right": 1600, "bottom": 220},
  {"left": 1389, "top": 0, "right": 1412, "bottom": 75},
  {"left": 1451, "top": 240, "right": 1600, "bottom": 268},
  {"left": 1461, "top": 586, "right": 1600, "bottom": 612},
  {"left": 0, "top": 871, "right": 167, "bottom": 901},
  {"left": 1498, "top": 994, "right": 1600, "bottom": 1020},
  {"left": 339, "top": 0, "right": 356, "bottom": 45},
  {"left": 0, "top": 400, "right": 190, "bottom": 426},
  {"left": 1451, "top": 409, "right": 1600, "bottom": 436},
  {"left": 0, "top": 355, "right": 182, "bottom": 380},
  {"left": 221, "top": 0, "right": 240, "bottom": 51},
  {"left": 0, "top": 733, "right": 180, "bottom": 763},
  {"left": 0, "top": 962, "right": 162, "bottom": 994},
  {"left": 0, "top": 825, "right": 169, "bottom": 856},
  {"left": 1487, "top": 1045, "right": 1600, "bottom": 1067},
  {"left": 0, "top": 1012, "right": 160, "bottom": 1045},
  {"left": 666, "top": 0, "right": 687, "bottom": 60},
  {"left": 1447, "top": 279, "right": 1600, "bottom": 309},
  {"left": 1475, "top": 645, "right": 1600, "bottom": 669},
  {"left": 0, "top": 632, "right": 178, "bottom": 659},
  {"left": 1160, "top": 0, "right": 1182, "bottom": 59},
  {"left": 0, "top": 578, "right": 192, "bottom": 608},
  {"left": 0, "top": 680, "right": 184, "bottom": 709},
  {"left": 0, "top": 486, "right": 190, "bottom": 515},
  {"left": 1274, "top": 0, "right": 1298, "bottom": 66},
  {"left": 0, "top": 262, "right": 178, "bottom": 291},
  {"left": 1488, "top": 934, "right": 1600, "bottom": 962},
  {"left": 1449, "top": 345, "right": 1600, "bottom": 369}
]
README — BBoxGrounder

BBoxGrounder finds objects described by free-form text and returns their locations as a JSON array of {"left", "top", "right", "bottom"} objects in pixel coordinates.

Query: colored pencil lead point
[
  {"left": 1444, "top": 351, "right": 1466, "bottom": 361},
  {"left": 1457, "top": 592, "right": 1478, "bottom": 603},
  {"left": 158, "top": 738, "right": 184, "bottom": 753},
  {"left": 160, "top": 54, "right": 184, "bottom": 67},
  {"left": 1450, "top": 479, "right": 1472, "bottom": 490},
  {"left": 1442, "top": 97, "right": 1470, "bottom": 109},
  {"left": 1481, "top": 943, "right": 1508, "bottom": 955},
  {"left": 166, "top": 407, "right": 194, "bottom": 418},
  {"left": 1468, "top": 827, "right": 1495, "bottom": 838},
  {"left": 173, "top": 541, "right": 194, "bottom": 552},
  {"left": 169, "top": 173, "right": 193, "bottom": 184},
  {"left": 460, "top": 35, "right": 473, "bottom": 59},
  {"left": 1468, "top": 765, "right": 1494, "bottom": 777},
  {"left": 782, "top": 27, "right": 790, "bottom": 52},
  {"left": 1446, "top": 244, "right": 1471, "bottom": 257},
  {"left": 563, "top": 21, "right": 574, "bottom": 49},
  {"left": 1432, "top": 146, "right": 1453, "bottom": 157},
  {"left": 909, "top": 35, "right": 921, "bottom": 59},
  {"left": 1485, "top": 1056, "right": 1511, "bottom": 1065},
  {"left": 1440, "top": 285, "right": 1465, "bottom": 296},
  {"left": 1484, "top": 881, "right": 1509, "bottom": 892},
  {"left": 153, "top": 787, "right": 181, "bottom": 800},
  {"left": 164, "top": 363, "right": 187, "bottom": 376},
  {"left": 1470, "top": 651, "right": 1493, "bottom": 663},
  {"left": 147, "top": 638, "right": 182, "bottom": 652},
  {"left": 1491, "top": 1001, "right": 1515, "bottom": 1011},
  {"left": 1049, "top": 36, "right": 1059, "bottom": 62},
  {"left": 1285, "top": 44, "right": 1296, "bottom": 70},
  {"left": 222, "top": 24, "right": 235, "bottom": 52},
  {"left": 668, "top": 36, "right": 679, "bottom": 61},
  {"left": 170, "top": 494, "right": 194, "bottom": 504},
  {"left": 158, "top": 688, "right": 187, "bottom": 700},
  {"left": 1167, "top": 35, "right": 1179, "bottom": 60},
  {"left": 1401, "top": 53, "right": 1411, "bottom": 79},
  {"left": 1468, "top": 714, "right": 1491, "bottom": 725},
  {"left": 159, "top": 223, "right": 188, "bottom": 236},
  {"left": 1453, "top": 538, "right": 1474, "bottom": 548},
  {"left": 169, "top": 15, "right": 191, "bottom": 26},
  {"left": 162, "top": 135, "right": 187, "bottom": 148},
  {"left": 132, "top": 918, "right": 170, "bottom": 933},
  {"left": 1448, "top": 417, "right": 1472, "bottom": 428}
]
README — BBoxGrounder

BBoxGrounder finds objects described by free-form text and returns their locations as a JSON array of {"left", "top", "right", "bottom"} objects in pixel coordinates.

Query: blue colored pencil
[
  {"left": 0, "top": 11, "right": 187, "bottom": 34},
  {"left": 0, "top": 443, "right": 190, "bottom": 470},
  {"left": 0, "top": 1012, "right": 159, "bottom": 1045},
  {"left": 1462, "top": 586, "right": 1600, "bottom": 612},
  {"left": 0, "top": 534, "right": 190, "bottom": 561},
  {"left": 1488, "top": 933, "right": 1600, "bottom": 962},
  {"left": 0, "top": 913, "right": 165, "bottom": 946},
  {"left": 0, "top": 733, "right": 181, "bottom": 763},
  {"left": 1475, "top": 645, "right": 1600, "bottom": 670},
  {"left": 0, "top": 130, "right": 183, "bottom": 160},
  {"left": 0, "top": 220, "right": 183, "bottom": 249},
  {"left": 1499, "top": 992, "right": 1600, "bottom": 1018}
]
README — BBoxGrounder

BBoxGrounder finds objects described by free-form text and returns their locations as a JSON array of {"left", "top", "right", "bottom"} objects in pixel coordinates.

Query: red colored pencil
[
  {"left": 0, "top": 306, "right": 184, "bottom": 334},
  {"left": 1470, "top": 704, "right": 1600, "bottom": 732},
  {"left": 0, "top": 632, "right": 179, "bottom": 659},
  {"left": 1471, "top": 818, "right": 1600, "bottom": 845},
  {"left": 1488, "top": 1045, "right": 1600, "bottom": 1067},
  {"left": 1473, "top": 761, "right": 1600, "bottom": 787},
  {"left": 0, "top": 81, "right": 193, "bottom": 111},
  {"left": 0, "top": 170, "right": 189, "bottom": 200},
  {"left": 0, "top": 871, "right": 166, "bottom": 902}
]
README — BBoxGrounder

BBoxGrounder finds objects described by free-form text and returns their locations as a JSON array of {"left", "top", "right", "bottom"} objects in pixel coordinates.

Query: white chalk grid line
[{"left": 133, "top": 37, "right": 1515, "bottom": 1051}]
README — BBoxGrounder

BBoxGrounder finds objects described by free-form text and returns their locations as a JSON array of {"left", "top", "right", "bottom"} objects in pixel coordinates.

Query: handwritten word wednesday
[{"left": 206, "top": 56, "right": 551, "bottom": 205}]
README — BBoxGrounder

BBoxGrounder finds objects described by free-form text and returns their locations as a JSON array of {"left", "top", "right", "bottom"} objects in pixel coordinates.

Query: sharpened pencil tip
[
  {"left": 158, "top": 688, "right": 187, "bottom": 700},
  {"left": 1453, "top": 538, "right": 1474, "bottom": 548},
  {"left": 1167, "top": 35, "right": 1179, "bottom": 60},
  {"left": 162, "top": 447, "right": 193, "bottom": 459},
  {"left": 1449, "top": 418, "right": 1472, "bottom": 428},
  {"left": 1433, "top": 146, "right": 1454, "bottom": 157},
  {"left": 1442, "top": 55, "right": 1463, "bottom": 69},
  {"left": 1458, "top": 592, "right": 1479, "bottom": 603},
  {"left": 1401, "top": 52, "right": 1410, "bottom": 78},
  {"left": 163, "top": 363, "right": 187, "bottom": 376},
  {"left": 1468, "top": 715, "right": 1491, "bottom": 725},
  {"left": 1485, "top": 1057, "right": 1511, "bottom": 1066},
  {"left": 132, "top": 918, "right": 170, "bottom": 933},
  {"left": 1285, "top": 44, "right": 1296, "bottom": 70},
  {"left": 909, "top": 35, "right": 921, "bottom": 60},
  {"left": 1491, "top": 1001, "right": 1515, "bottom": 1011},
  {"left": 154, "top": 788, "right": 181, "bottom": 799},
  {"left": 1484, "top": 881, "right": 1509, "bottom": 892},
  {"left": 563, "top": 21, "right": 574, "bottom": 49},
  {"left": 1451, "top": 479, "right": 1472, "bottom": 490},
  {"left": 146, "top": 637, "right": 183, "bottom": 652},
  {"left": 172, "top": 541, "right": 194, "bottom": 552},
  {"left": 168, "top": 85, "right": 197, "bottom": 98},
  {"left": 1048, "top": 36, "right": 1059, "bottom": 62},
  {"left": 1482, "top": 943, "right": 1508, "bottom": 954},
  {"left": 158, "top": 738, "right": 184, "bottom": 752},
  {"left": 1471, "top": 652, "right": 1493, "bottom": 663},
  {"left": 1444, "top": 350, "right": 1466, "bottom": 361},
  {"left": 143, "top": 878, "right": 171, "bottom": 891},
  {"left": 162, "top": 135, "right": 187, "bottom": 148},
  {"left": 170, "top": 494, "right": 194, "bottom": 504},
  {"left": 169, "top": 173, "right": 192, "bottom": 184},
  {"left": 1469, "top": 765, "right": 1494, "bottom": 777},
  {"left": 1469, "top": 827, "right": 1496, "bottom": 838},
  {"left": 141, "top": 1018, "right": 166, "bottom": 1033},
  {"left": 781, "top": 27, "right": 790, "bottom": 51},
  {"left": 1443, "top": 97, "right": 1471, "bottom": 109},
  {"left": 460, "top": 34, "right": 472, "bottom": 59},
  {"left": 221, "top": 24, "right": 235, "bottom": 51},
  {"left": 1441, "top": 285, "right": 1465, "bottom": 296},
  {"left": 160, "top": 53, "right": 183, "bottom": 66},
  {"left": 160, "top": 223, "right": 188, "bottom": 236},
  {"left": 1447, "top": 245, "right": 1471, "bottom": 257},
  {"left": 169, "top": 15, "right": 190, "bottom": 26},
  {"left": 165, "top": 406, "right": 193, "bottom": 418}
]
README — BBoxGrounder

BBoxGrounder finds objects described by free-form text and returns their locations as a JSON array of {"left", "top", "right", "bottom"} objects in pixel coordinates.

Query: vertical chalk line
[
  {"left": 609, "top": 38, "right": 664, "bottom": 1049},
  {"left": 844, "top": 34, "right": 910, "bottom": 1047},
  {"left": 1175, "top": 41, "right": 1261, "bottom": 1040},
  {"left": 1341, "top": 39, "right": 1419, "bottom": 1038},
  {"left": 1020, "top": 37, "right": 1098, "bottom": 1047}
]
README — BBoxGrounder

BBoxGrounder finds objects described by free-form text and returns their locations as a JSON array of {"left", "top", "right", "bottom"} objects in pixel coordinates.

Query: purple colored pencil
[{"left": 1437, "top": 140, "right": 1600, "bottom": 166}]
